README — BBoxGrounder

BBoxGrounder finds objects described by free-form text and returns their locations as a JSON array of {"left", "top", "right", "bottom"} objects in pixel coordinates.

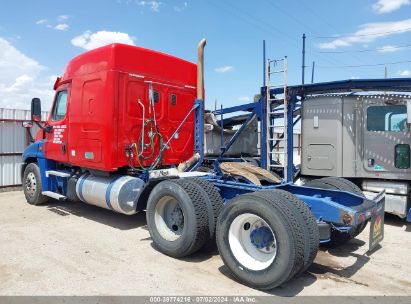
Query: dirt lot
[{"left": 0, "top": 190, "right": 410, "bottom": 296}]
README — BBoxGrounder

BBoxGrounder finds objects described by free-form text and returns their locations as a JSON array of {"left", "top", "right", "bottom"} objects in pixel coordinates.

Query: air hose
[{"left": 132, "top": 119, "right": 164, "bottom": 170}]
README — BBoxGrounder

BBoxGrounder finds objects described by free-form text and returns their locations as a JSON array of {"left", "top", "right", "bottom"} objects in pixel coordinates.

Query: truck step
[
  {"left": 45, "top": 170, "right": 71, "bottom": 178},
  {"left": 42, "top": 191, "right": 67, "bottom": 201}
]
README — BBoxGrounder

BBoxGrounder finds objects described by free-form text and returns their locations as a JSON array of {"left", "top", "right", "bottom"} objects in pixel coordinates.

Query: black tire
[
  {"left": 304, "top": 179, "right": 335, "bottom": 190},
  {"left": 319, "top": 177, "right": 368, "bottom": 238},
  {"left": 252, "top": 190, "right": 306, "bottom": 279},
  {"left": 319, "top": 177, "right": 364, "bottom": 196},
  {"left": 305, "top": 177, "right": 366, "bottom": 247},
  {"left": 189, "top": 178, "right": 224, "bottom": 238},
  {"left": 273, "top": 190, "right": 319, "bottom": 275},
  {"left": 216, "top": 191, "right": 303, "bottom": 290},
  {"left": 354, "top": 220, "right": 368, "bottom": 235},
  {"left": 146, "top": 179, "right": 209, "bottom": 258},
  {"left": 22, "top": 163, "right": 48, "bottom": 205}
]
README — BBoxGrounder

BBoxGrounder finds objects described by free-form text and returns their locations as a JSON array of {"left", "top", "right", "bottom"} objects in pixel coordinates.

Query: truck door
[
  {"left": 363, "top": 100, "right": 410, "bottom": 177},
  {"left": 44, "top": 86, "right": 70, "bottom": 163}
]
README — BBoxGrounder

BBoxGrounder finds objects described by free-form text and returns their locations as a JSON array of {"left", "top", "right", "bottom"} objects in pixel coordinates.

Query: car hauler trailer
[{"left": 22, "top": 40, "right": 385, "bottom": 290}]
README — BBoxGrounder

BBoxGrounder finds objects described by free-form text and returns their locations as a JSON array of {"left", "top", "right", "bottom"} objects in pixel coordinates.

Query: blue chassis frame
[{"left": 22, "top": 78, "right": 410, "bottom": 232}]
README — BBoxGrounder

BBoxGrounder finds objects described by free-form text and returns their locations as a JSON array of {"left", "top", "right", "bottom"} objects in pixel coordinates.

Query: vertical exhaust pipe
[
  {"left": 178, "top": 39, "right": 206, "bottom": 172},
  {"left": 197, "top": 38, "right": 206, "bottom": 100}
]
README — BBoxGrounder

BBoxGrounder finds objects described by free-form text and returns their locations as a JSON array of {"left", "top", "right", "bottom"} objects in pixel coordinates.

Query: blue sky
[{"left": 0, "top": 0, "right": 410, "bottom": 110}]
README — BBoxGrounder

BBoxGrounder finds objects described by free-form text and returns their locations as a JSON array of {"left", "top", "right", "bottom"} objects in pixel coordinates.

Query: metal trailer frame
[
  {"left": 205, "top": 78, "right": 411, "bottom": 230},
  {"left": 214, "top": 78, "right": 411, "bottom": 184}
]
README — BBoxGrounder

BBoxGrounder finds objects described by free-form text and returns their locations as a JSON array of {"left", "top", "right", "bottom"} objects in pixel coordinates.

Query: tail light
[{"left": 358, "top": 213, "right": 365, "bottom": 224}]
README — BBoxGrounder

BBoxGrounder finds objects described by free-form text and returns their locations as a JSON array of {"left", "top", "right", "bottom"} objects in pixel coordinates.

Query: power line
[
  {"left": 260, "top": 0, "right": 358, "bottom": 69},
  {"left": 311, "top": 44, "right": 411, "bottom": 54},
  {"left": 262, "top": 0, "right": 320, "bottom": 36},
  {"left": 317, "top": 60, "right": 411, "bottom": 69},
  {"left": 314, "top": 27, "right": 411, "bottom": 39},
  {"left": 261, "top": 0, "right": 363, "bottom": 69},
  {"left": 296, "top": 0, "right": 339, "bottom": 33},
  {"left": 295, "top": 0, "right": 376, "bottom": 66},
  {"left": 209, "top": 0, "right": 351, "bottom": 72},
  {"left": 209, "top": 0, "right": 300, "bottom": 49},
  {"left": 211, "top": 0, "right": 350, "bottom": 68}
]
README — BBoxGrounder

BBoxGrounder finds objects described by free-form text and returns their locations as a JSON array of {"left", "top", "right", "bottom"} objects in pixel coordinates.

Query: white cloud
[
  {"left": 318, "top": 18, "right": 411, "bottom": 49},
  {"left": 0, "top": 38, "right": 54, "bottom": 109},
  {"left": 71, "top": 30, "right": 135, "bottom": 50},
  {"left": 57, "top": 15, "right": 69, "bottom": 22},
  {"left": 174, "top": 2, "right": 188, "bottom": 12},
  {"left": 373, "top": 0, "right": 410, "bottom": 14},
  {"left": 214, "top": 66, "right": 234, "bottom": 73},
  {"left": 377, "top": 45, "right": 400, "bottom": 52},
  {"left": 238, "top": 96, "right": 251, "bottom": 102},
  {"left": 36, "top": 19, "right": 48, "bottom": 25},
  {"left": 397, "top": 70, "right": 411, "bottom": 76},
  {"left": 36, "top": 16, "right": 71, "bottom": 31},
  {"left": 55, "top": 23, "right": 69, "bottom": 31},
  {"left": 137, "top": 1, "right": 162, "bottom": 12}
]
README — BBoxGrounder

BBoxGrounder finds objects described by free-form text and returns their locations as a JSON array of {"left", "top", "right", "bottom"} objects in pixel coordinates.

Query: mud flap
[{"left": 369, "top": 190, "right": 385, "bottom": 252}]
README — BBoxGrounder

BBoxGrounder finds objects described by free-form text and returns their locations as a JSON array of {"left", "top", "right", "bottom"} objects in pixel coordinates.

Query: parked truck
[
  {"left": 22, "top": 40, "right": 385, "bottom": 290},
  {"left": 299, "top": 91, "right": 411, "bottom": 221}
]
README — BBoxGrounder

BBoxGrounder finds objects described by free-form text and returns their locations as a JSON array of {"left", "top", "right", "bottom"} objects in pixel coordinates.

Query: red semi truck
[
  {"left": 38, "top": 43, "right": 198, "bottom": 171},
  {"left": 22, "top": 39, "right": 385, "bottom": 290}
]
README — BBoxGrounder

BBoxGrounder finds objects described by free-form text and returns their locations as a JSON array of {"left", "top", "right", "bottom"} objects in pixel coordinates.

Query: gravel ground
[{"left": 0, "top": 190, "right": 410, "bottom": 296}]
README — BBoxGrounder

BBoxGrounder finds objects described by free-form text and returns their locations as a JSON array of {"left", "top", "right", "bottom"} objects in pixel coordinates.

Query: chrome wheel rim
[
  {"left": 154, "top": 195, "right": 184, "bottom": 241},
  {"left": 228, "top": 213, "right": 277, "bottom": 271},
  {"left": 25, "top": 172, "right": 37, "bottom": 198}
]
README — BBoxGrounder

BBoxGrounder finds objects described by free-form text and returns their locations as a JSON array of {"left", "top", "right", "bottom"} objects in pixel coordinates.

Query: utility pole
[
  {"left": 302, "top": 33, "right": 306, "bottom": 85},
  {"left": 311, "top": 61, "right": 315, "bottom": 84},
  {"left": 384, "top": 66, "right": 388, "bottom": 95},
  {"left": 263, "top": 40, "right": 266, "bottom": 87}
]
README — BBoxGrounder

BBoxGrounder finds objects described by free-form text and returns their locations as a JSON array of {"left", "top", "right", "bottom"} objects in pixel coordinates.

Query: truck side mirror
[
  {"left": 407, "top": 99, "right": 411, "bottom": 124},
  {"left": 31, "top": 98, "right": 42, "bottom": 122},
  {"left": 22, "top": 121, "right": 33, "bottom": 128}
]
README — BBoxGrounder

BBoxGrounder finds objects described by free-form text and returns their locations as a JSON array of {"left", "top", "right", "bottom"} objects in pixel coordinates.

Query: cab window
[
  {"left": 367, "top": 105, "right": 407, "bottom": 132},
  {"left": 395, "top": 144, "right": 410, "bottom": 169},
  {"left": 52, "top": 90, "right": 68, "bottom": 121}
]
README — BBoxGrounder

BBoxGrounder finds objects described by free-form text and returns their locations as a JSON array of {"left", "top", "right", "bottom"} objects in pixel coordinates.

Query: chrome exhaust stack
[
  {"left": 178, "top": 39, "right": 206, "bottom": 172},
  {"left": 197, "top": 38, "right": 206, "bottom": 100}
]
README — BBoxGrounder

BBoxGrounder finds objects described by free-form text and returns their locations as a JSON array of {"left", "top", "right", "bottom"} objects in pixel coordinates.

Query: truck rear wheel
[
  {"left": 146, "top": 179, "right": 209, "bottom": 258},
  {"left": 216, "top": 192, "right": 304, "bottom": 290},
  {"left": 266, "top": 190, "right": 319, "bottom": 275},
  {"left": 23, "top": 163, "right": 48, "bottom": 205},
  {"left": 305, "top": 177, "right": 366, "bottom": 247},
  {"left": 189, "top": 178, "right": 224, "bottom": 238},
  {"left": 319, "top": 177, "right": 364, "bottom": 197}
]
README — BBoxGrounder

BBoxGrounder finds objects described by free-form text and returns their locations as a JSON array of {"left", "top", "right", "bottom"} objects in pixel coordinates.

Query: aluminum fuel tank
[{"left": 76, "top": 174, "right": 145, "bottom": 215}]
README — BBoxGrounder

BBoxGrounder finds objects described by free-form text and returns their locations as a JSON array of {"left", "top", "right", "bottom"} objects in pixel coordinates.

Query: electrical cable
[
  {"left": 314, "top": 27, "right": 411, "bottom": 39},
  {"left": 296, "top": 0, "right": 382, "bottom": 66},
  {"left": 209, "top": 0, "right": 300, "bottom": 49},
  {"left": 210, "top": 0, "right": 358, "bottom": 75},
  {"left": 311, "top": 44, "right": 411, "bottom": 54},
  {"left": 317, "top": 59, "right": 411, "bottom": 68}
]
